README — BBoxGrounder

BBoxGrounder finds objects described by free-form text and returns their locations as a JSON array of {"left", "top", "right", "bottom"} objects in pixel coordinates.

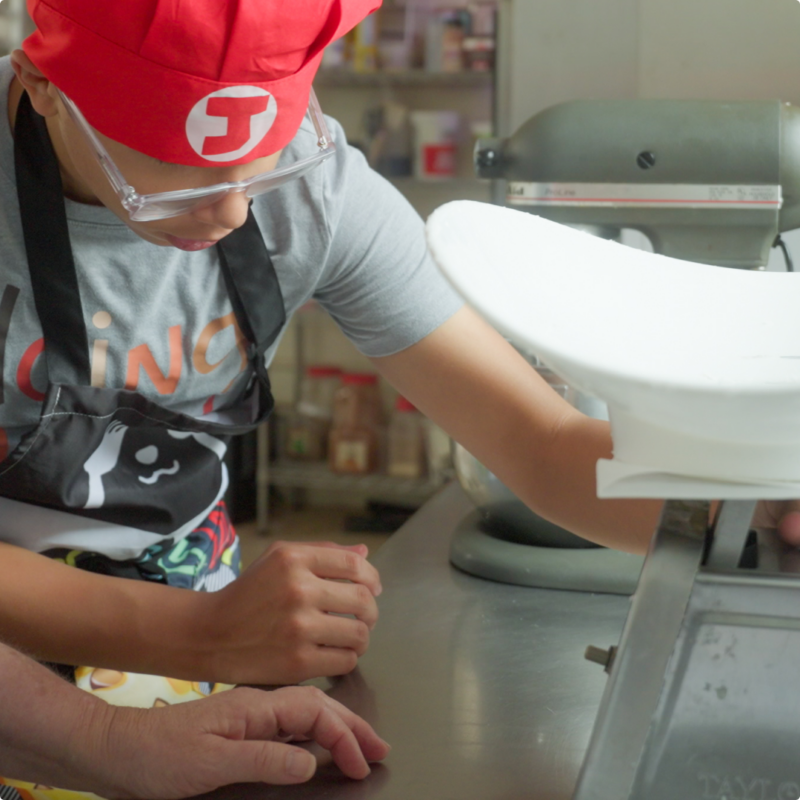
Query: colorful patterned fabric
[
  {"left": 43, "top": 501, "right": 240, "bottom": 590},
  {"left": 0, "top": 783, "right": 101, "bottom": 800}
]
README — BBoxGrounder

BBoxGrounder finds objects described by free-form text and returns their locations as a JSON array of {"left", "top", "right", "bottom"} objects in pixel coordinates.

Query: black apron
[{"left": 0, "top": 92, "right": 285, "bottom": 564}]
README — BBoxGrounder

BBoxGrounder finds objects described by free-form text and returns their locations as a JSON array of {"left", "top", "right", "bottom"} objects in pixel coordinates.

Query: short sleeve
[{"left": 312, "top": 122, "right": 464, "bottom": 358}]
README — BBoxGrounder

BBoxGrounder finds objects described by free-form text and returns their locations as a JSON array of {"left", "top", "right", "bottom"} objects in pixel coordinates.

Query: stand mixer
[
  {"left": 438, "top": 98, "right": 800, "bottom": 799},
  {"left": 476, "top": 98, "right": 800, "bottom": 268}
]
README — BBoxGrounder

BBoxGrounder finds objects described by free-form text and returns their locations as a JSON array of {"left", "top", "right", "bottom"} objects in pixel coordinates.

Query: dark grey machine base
[{"left": 450, "top": 510, "right": 645, "bottom": 595}]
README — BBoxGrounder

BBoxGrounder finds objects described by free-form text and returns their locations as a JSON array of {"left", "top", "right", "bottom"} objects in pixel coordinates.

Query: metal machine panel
[{"left": 630, "top": 578, "right": 800, "bottom": 800}]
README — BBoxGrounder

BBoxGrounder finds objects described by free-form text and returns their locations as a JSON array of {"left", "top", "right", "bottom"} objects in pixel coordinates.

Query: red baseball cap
[{"left": 23, "top": 0, "right": 381, "bottom": 166}]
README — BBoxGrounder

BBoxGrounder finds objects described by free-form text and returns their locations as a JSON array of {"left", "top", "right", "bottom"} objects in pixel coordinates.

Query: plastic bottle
[
  {"left": 387, "top": 396, "right": 426, "bottom": 479},
  {"left": 285, "top": 366, "right": 342, "bottom": 461},
  {"left": 328, "top": 373, "right": 383, "bottom": 474},
  {"left": 441, "top": 15, "right": 466, "bottom": 73},
  {"left": 353, "top": 11, "right": 379, "bottom": 73}
]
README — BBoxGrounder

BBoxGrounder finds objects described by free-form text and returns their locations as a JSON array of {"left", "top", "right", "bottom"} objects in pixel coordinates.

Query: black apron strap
[
  {"left": 14, "top": 91, "right": 91, "bottom": 385},
  {"left": 216, "top": 208, "right": 286, "bottom": 379}
]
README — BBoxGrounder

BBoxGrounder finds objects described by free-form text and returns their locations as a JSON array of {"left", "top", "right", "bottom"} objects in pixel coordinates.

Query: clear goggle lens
[{"left": 125, "top": 148, "right": 335, "bottom": 222}]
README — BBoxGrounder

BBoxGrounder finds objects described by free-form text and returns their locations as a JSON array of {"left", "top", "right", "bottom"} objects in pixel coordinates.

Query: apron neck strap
[
  {"left": 14, "top": 90, "right": 91, "bottom": 385},
  {"left": 217, "top": 208, "right": 286, "bottom": 365}
]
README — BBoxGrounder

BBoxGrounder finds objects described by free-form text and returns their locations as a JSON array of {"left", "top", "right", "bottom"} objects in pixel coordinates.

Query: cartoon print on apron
[{"left": 0, "top": 91, "right": 286, "bottom": 571}]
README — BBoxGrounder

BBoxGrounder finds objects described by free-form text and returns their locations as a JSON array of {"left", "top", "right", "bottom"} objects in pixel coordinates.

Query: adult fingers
[
  {"left": 299, "top": 699, "right": 389, "bottom": 778},
  {"left": 214, "top": 739, "right": 319, "bottom": 785},
  {"left": 226, "top": 687, "right": 389, "bottom": 780},
  {"left": 266, "top": 688, "right": 389, "bottom": 779},
  {"left": 318, "top": 581, "right": 380, "bottom": 630},
  {"left": 317, "top": 693, "right": 392, "bottom": 763}
]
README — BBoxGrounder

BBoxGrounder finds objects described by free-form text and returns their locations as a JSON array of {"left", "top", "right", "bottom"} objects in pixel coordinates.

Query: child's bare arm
[
  {"left": 0, "top": 542, "right": 205, "bottom": 676},
  {"left": 0, "top": 539, "right": 380, "bottom": 684}
]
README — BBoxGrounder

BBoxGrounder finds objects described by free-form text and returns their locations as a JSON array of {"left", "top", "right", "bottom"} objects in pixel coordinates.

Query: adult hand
[
  {"left": 754, "top": 500, "right": 800, "bottom": 546},
  {"left": 85, "top": 686, "right": 390, "bottom": 799},
  {"left": 204, "top": 541, "right": 382, "bottom": 685}
]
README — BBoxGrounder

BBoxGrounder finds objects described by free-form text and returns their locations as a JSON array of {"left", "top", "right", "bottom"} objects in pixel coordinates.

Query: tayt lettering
[{"left": 698, "top": 772, "right": 800, "bottom": 800}]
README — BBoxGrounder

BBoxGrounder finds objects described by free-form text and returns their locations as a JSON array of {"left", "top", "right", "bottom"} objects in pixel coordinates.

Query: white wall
[
  {"left": 503, "top": 0, "right": 800, "bottom": 130},
  {"left": 502, "top": 0, "right": 639, "bottom": 132},
  {"left": 639, "top": 0, "right": 800, "bottom": 102}
]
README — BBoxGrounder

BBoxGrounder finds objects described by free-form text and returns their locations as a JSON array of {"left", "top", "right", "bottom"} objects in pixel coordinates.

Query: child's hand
[
  {"left": 203, "top": 541, "right": 382, "bottom": 685},
  {"left": 89, "top": 686, "right": 390, "bottom": 799}
]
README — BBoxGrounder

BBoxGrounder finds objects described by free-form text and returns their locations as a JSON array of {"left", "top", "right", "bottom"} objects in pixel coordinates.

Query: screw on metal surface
[
  {"left": 584, "top": 645, "right": 617, "bottom": 673},
  {"left": 637, "top": 151, "right": 657, "bottom": 170}
]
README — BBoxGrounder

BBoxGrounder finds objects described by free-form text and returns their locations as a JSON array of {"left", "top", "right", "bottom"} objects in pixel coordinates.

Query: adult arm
[
  {"left": 0, "top": 539, "right": 380, "bottom": 685},
  {"left": 0, "top": 641, "right": 389, "bottom": 798}
]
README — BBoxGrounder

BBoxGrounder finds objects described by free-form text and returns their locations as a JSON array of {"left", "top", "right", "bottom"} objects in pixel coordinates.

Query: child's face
[{"left": 51, "top": 91, "right": 283, "bottom": 251}]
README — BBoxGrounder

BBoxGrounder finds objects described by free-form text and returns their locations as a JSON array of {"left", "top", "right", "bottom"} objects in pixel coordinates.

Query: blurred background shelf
[
  {"left": 313, "top": 0, "right": 498, "bottom": 219},
  {"left": 316, "top": 69, "right": 494, "bottom": 88},
  {"left": 0, "top": 0, "right": 34, "bottom": 56},
  {"left": 269, "top": 460, "right": 444, "bottom": 503}
]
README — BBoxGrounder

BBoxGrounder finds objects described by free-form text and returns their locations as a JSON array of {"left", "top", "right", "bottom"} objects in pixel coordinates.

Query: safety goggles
[{"left": 57, "top": 88, "right": 336, "bottom": 222}]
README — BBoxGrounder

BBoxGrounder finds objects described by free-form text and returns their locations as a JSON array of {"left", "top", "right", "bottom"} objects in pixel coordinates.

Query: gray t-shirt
[{"left": 0, "top": 56, "right": 462, "bottom": 463}]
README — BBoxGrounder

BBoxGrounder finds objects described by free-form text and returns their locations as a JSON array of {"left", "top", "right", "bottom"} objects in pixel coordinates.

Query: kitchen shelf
[
  {"left": 316, "top": 69, "right": 494, "bottom": 89},
  {"left": 269, "top": 459, "right": 443, "bottom": 503}
]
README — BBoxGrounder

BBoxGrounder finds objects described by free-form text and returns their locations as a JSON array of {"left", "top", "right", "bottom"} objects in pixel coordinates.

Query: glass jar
[{"left": 328, "top": 373, "right": 383, "bottom": 474}]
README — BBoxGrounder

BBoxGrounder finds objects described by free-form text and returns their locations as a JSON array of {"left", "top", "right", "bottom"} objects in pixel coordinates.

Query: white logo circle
[{"left": 185, "top": 86, "right": 278, "bottom": 163}]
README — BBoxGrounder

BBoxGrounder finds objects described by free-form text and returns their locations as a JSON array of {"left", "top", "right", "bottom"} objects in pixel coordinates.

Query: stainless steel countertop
[{"left": 201, "top": 484, "right": 632, "bottom": 800}]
